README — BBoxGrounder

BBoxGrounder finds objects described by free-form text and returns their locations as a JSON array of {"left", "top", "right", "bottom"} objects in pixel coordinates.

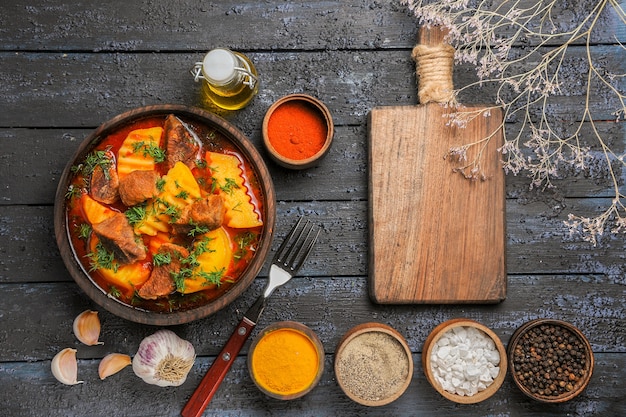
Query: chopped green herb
[
  {"left": 209, "top": 177, "right": 219, "bottom": 193},
  {"left": 193, "top": 236, "right": 216, "bottom": 257},
  {"left": 187, "top": 221, "right": 210, "bottom": 237},
  {"left": 108, "top": 286, "right": 122, "bottom": 299},
  {"left": 234, "top": 231, "right": 257, "bottom": 261},
  {"left": 131, "top": 140, "right": 166, "bottom": 163},
  {"left": 65, "top": 185, "right": 82, "bottom": 200},
  {"left": 156, "top": 177, "right": 166, "bottom": 192},
  {"left": 155, "top": 197, "right": 182, "bottom": 222},
  {"left": 87, "top": 241, "right": 118, "bottom": 272},
  {"left": 196, "top": 268, "right": 225, "bottom": 287},
  {"left": 163, "top": 205, "right": 181, "bottom": 221},
  {"left": 153, "top": 252, "right": 172, "bottom": 267},
  {"left": 82, "top": 146, "right": 114, "bottom": 178},
  {"left": 171, "top": 267, "right": 193, "bottom": 292},
  {"left": 231, "top": 201, "right": 242, "bottom": 212},
  {"left": 125, "top": 205, "right": 147, "bottom": 226},
  {"left": 77, "top": 223, "right": 91, "bottom": 240},
  {"left": 175, "top": 190, "right": 190, "bottom": 200},
  {"left": 220, "top": 177, "right": 240, "bottom": 195}
]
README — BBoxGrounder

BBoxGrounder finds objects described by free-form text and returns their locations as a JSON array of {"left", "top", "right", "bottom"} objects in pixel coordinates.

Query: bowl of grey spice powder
[
  {"left": 508, "top": 319, "right": 594, "bottom": 403},
  {"left": 334, "top": 323, "right": 413, "bottom": 406}
]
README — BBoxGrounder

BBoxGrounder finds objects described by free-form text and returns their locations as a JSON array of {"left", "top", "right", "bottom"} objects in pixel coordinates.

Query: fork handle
[{"left": 181, "top": 317, "right": 255, "bottom": 417}]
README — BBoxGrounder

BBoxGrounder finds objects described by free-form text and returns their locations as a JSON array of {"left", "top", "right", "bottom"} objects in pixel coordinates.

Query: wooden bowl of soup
[{"left": 54, "top": 104, "right": 275, "bottom": 325}]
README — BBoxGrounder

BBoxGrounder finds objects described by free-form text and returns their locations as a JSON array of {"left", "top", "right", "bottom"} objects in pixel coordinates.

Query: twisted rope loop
[{"left": 412, "top": 43, "right": 455, "bottom": 105}]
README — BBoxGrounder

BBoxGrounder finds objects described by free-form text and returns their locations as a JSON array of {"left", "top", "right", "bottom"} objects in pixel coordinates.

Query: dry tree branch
[{"left": 402, "top": 0, "right": 626, "bottom": 245}]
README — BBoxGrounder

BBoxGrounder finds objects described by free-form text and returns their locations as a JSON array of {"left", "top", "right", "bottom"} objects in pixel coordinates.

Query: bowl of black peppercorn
[{"left": 507, "top": 319, "right": 594, "bottom": 403}]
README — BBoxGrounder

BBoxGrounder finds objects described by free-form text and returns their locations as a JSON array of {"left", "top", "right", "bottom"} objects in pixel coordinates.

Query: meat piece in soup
[
  {"left": 172, "top": 194, "right": 225, "bottom": 235},
  {"left": 118, "top": 169, "right": 160, "bottom": 206},
  {"left": 164, "top": 114, "right": 200, "bottom": 170},
  {"left": 92, "top": 212, "right": 147, "bottom": 264},
  {"left": 138, "top": 243, "right": 189, "bottom": 300},
  {"left": 90, "top": 153, "right": 119, "bottom": 204}
]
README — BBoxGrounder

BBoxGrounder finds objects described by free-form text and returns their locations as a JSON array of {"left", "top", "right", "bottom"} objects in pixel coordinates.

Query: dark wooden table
[{"left": 1, "top": 1, "right": 624, "bottom": 416}]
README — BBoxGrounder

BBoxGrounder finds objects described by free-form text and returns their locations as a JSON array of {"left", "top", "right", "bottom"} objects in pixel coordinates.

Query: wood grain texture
[
  {"left": 369, "top": 103, "right": 506, "bottom": 303},
  {"left": 0, "top": 0, "right": 624, "bottom": 415},
  {"left": 0, "top": 0, "right": 622, "bottom": 52},
  {"left": 1, "top": 353, "right": 625, "bottom": 417},
  {"left": 1, "top": 46, "right": 623, "bottom": 128}
]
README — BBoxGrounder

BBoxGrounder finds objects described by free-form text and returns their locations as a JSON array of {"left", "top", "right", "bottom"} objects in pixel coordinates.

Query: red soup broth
[{"left": 64, "top": 115, "right": 265, "bottom": 313}]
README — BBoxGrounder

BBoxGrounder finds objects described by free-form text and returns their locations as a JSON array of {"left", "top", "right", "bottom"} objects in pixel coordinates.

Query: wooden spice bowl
[
  {"left": 422, "top": 318, "right": 507, "bottom": 404},
  {"left": 507, "top": 318, "right": 594, "bottom": 403},
  {"left": 334, "top": 322, "right": 413, "bottom": 406},
  {"left": 247, "top": 321, "right": 325, "bottom": 400},
  {"left": 262, "top": 94, "right": 334, "bottom": 169}
]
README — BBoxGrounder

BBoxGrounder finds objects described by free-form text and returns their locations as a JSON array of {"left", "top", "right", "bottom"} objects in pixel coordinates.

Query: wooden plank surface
[
  {"left": 1, "top": 353, "right": 625, "bottom": 417},
  {"left": 1, "top": 47, "right": 623, "bottom": 128},
  {"left": 369, "top": 104, "right": 506, "bottom": 303},
  {"left": 1, "top": 0, "right": 623, "bottom": 51},
  {"left": 0, "top": 0, "right": 624, "bottom": 416}
]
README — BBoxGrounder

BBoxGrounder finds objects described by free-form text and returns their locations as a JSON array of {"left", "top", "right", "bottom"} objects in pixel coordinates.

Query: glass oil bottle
[{"left": 191, "top": 48, "right": 259, "bottom": 111}]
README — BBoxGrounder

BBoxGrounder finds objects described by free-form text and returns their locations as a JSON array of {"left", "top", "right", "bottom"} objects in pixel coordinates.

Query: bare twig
[{"left": 402, "top": 0, "right": 626, "bottom": 245}]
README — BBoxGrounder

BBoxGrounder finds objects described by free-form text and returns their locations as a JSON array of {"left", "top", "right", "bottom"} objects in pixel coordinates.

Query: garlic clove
[
  {"left": 132, "top": 329, "right": 196, "bottom": 387},
  {"left": 98, "top": 353, "right": 132, "bottom": 380},
  {"left": 51, "top": 348, "right": 84, "bottom": 385},
  {"left": 73, "top": 310, "right": 104, "bottom": 346}
]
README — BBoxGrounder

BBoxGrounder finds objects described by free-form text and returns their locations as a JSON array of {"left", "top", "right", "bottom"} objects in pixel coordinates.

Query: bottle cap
[{"left": 202, "top": 49, "right": 238, "bottom": 85}]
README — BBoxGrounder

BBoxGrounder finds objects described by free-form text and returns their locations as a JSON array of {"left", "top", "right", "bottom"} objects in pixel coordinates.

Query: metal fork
[{"left": 181, "top": 217, "right": 320, "bottom": 417}]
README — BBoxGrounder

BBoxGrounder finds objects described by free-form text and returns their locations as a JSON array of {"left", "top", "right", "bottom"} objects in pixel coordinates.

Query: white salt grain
[{"left": 430, "top": 326, "right": 500, "bottom": 397}]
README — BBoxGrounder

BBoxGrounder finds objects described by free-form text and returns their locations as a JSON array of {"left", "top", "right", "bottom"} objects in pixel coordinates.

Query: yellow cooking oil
[{"left": 193, "top": 48, "right": 259, "bottom": 111}]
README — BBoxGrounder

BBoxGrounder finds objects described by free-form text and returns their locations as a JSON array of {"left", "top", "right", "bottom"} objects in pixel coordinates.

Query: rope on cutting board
[{"left": 411, "top": 43, "right": 456, "bottom": 105}]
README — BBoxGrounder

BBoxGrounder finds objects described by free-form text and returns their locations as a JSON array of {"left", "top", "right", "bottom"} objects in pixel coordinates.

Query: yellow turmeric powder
[{"left": 250, "top": 328, "right": 320, "bottom": 396}]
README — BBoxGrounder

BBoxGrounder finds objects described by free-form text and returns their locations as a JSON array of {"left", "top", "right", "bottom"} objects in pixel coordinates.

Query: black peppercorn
[{"left": 512, "top": 323, "right": 589, "bottom": 399}]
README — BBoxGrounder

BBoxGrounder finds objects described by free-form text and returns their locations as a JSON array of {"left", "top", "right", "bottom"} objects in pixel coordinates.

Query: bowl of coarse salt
[{"left": 422, "top": 319, "right": 507, "bottom": 404}]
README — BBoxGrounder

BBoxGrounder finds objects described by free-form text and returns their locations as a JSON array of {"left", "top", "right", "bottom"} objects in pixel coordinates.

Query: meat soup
[{"left": 63, "top": 114, "right": 266, "bottom": 313}]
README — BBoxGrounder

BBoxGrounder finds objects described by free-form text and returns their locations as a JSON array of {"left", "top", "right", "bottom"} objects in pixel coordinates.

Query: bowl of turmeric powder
[
  {"left": 248, "top": 321, "right": 325, "bottom": 400},
  {"left": 262, "top": 94, "right": 334, "bottom": 170}
]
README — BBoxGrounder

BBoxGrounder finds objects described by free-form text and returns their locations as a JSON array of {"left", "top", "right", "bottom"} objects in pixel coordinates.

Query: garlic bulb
[
  {"left": 99, "top": 353, "right": 132, "bottom": 380},
  {"left": 73, "top": 310, "right": 103, "bottom": 346},
  {"left": 51, "top": 348, "right": 84, "bottom": 385},
  {"left": 132, "top": 329, "right": 195, "bottom": 387}
]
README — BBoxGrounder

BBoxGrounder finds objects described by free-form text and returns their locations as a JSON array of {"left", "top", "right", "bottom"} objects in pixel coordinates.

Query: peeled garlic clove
[
  {"left": 132, "top": 329, "right": 195, "bottom": 387},
  {"left": 51, "top": 348, "right": 83, "bottom": 385},
  {"left": 99, "top": 353, "right": 132, "bottom": 380},
  {"left": 73, "top": 310, "right": 103, "bottom": 346}
]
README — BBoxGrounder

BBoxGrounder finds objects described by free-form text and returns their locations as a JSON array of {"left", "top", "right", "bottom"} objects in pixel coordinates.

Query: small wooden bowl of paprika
[
  {"left": 248, "top": 321, "right": 325, "bottom": 400},
  {"left": 262, "top": 94, "right": 334, "bottom": 170},
  {"left": 507, "top": 319, "right": 594, "bottom": 403}
]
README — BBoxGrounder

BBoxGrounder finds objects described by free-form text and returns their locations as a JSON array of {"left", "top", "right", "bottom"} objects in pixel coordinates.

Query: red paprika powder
[{"left": 267, "top": 100, "right": 327, "bottom": 160}]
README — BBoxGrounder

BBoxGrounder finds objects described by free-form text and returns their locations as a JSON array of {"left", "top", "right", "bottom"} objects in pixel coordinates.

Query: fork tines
[{"left": 274, "top": 217, "right": 320, "bottom": 273}]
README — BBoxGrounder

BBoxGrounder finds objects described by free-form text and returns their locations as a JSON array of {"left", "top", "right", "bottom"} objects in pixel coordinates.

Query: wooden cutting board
[{"left": 368, "top": 28, "right": 506, "bottom": 304}]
